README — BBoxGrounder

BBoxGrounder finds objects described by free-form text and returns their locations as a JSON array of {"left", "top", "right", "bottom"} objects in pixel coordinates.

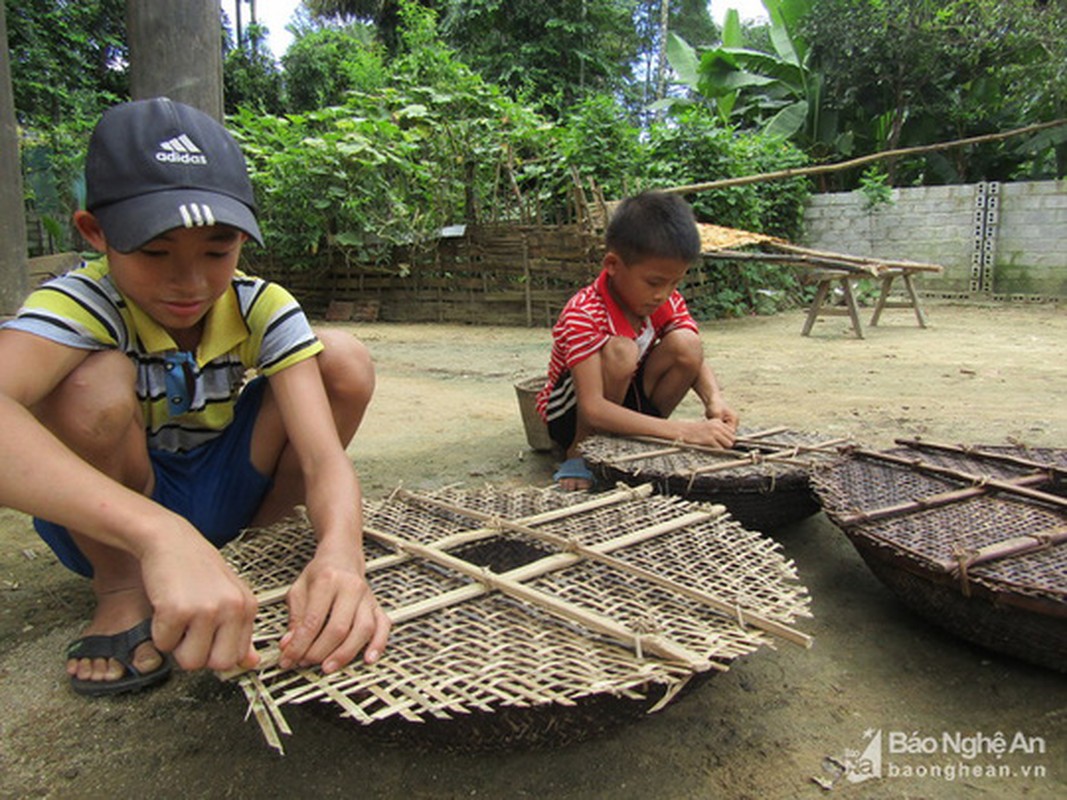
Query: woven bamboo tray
[
  {"left": 580, "top": 427, "right": 847, "bottom": 531},
  {"left": 218, "top": 484, "right": 812, "bottom": 753},
  {"left": 810, "top": 438, "right": 1067, "bottom": 671}
]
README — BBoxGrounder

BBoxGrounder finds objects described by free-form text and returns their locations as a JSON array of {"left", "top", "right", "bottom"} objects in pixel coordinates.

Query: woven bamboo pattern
[
  {"left": 580, "top": 427, "right": 847, "bottom": 530},
  {"left": 219, "top": 484, "right": 811, "bottom": 752},
  {"left": 811, "top": 438, "right": 1067, "bottom": 671}
]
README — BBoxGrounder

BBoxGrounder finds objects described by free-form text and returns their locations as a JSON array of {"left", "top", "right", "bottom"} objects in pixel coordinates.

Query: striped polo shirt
[
  {"left": 536, "top": 268, "right": 698, "bottom": 422},
  {"left": 4, "top": 257, "right": 323, "bottom": 453}
]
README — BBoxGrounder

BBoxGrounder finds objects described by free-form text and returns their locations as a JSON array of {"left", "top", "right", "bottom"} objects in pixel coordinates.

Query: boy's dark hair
[{"left": 605, "top": 191, "right": 701, "bottom": 265}]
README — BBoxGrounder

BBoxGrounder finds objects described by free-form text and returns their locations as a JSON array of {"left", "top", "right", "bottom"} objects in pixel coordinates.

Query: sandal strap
[{"left": 66, "top": 618, "right": 154, "bottom": 669}]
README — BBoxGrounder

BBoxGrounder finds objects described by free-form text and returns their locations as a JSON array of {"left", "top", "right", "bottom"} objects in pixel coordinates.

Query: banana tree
[{"left": 665, "top": 0, "right": 848, "bottom": 157}]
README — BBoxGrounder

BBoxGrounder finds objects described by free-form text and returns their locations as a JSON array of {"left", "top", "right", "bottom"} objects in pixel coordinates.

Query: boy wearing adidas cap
[{"left": 0, "top": 98, "right": 390, "bottom": 696}]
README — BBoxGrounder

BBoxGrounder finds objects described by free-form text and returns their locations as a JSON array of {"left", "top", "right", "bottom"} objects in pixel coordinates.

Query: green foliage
[
  {"left": 280, "top": 24, "right": 382, "bottom": 112},
  {"left": 641, "top": 106, "right": 812, "bottom": 318},
  {"left": 6, "top": 0, "right": 126, "bottom": 249},
  {"left": 231, "top": 1, "right": 555, "bottom": 267},
  {"left": 554, "top": 94, "right": 644, "bottom": 201},
  {"left": 645, "top": 107, "right": 809, "bottom": 239},
  {"left": 801, "top": 0, "right": 1067, "bottom": 185},
  {"left": 858, "top": 166, "right": 894, "bottom": 210},
  {"left": 439, "top": 0, "right": 641, "bottom": 115},
  {"left": 5, "top": 0, "right": 127, "bottom": 126},
  {"left": 223, "top": 46, "right": 284, "bottom": 115}
]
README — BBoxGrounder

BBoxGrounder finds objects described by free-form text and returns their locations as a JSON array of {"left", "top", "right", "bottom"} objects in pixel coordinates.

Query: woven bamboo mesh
[
  {"left": 219, "top": 484, "right": 811, "bottom": 752},
  {"left": 580, "top": 427, "right": 847, "bottom": 530},
  {"left": 810, "top": 439, "right": 1067, "bottom": 671}
]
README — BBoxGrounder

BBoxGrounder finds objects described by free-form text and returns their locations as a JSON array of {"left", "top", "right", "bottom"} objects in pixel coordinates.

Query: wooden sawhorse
[{"left": 801, "top": 267, "right": 931, "bottom": 339}]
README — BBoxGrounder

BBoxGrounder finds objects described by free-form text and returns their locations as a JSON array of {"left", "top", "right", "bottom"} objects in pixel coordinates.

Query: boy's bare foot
[{"left": 67, "top": 587, "right": 169, "bottom": 694}]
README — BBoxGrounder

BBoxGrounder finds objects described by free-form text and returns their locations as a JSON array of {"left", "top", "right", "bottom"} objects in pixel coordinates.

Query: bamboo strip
[
  {"left": 895, "top": 438, "right": 1067, "bottom": 480},
  {"left": 396, "top": 490, "right": 812, "bottom": 648},
  {"left": 251, "top": 484, "right": 655, "bottom": 606},
  {"left": 363, "top": 524, "right": 715, "bottom": 671},
  {"left": 833, "top": 473, "right": 1053, "bottom": 527},
  {"left": 737, "top": 426, "right": 792, "bottom": 440},
  {"left": 851, "top": 448, "right": 1067, "bottom": 510},
  {"left": 380, "top": 511, "right": 717, "bottom": 624},
  {"left": 606, "top": 434, "right": 845, "bottom": 471},
  {"left": 226, "top": 502, "right": 727, "bottom": 678}
]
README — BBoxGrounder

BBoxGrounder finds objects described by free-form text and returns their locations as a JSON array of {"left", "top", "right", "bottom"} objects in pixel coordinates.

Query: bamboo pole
[
  {"left": 659, "top": 119, "right": 1067, "bottom": 196},
  {"left": 850, "top": 447, "right": 1067, "bottom": 510},
  {"left": 703, "top": 249, "right": 883, "bottom": 276},
  {"left": 895, "top": 438, "right": 1067, "bottom": 480},
  {"left": 770, "top": 242, "right": 944, "bottom": 272},
  {"left": 929, "top": 525, "right": 1067, "bottom": 575},
  {"left": 832, "top": 473, "right": 1053, "bottom": 528},
  {"left": 396, "top": 489, "right": 813, "bottom": 649}
]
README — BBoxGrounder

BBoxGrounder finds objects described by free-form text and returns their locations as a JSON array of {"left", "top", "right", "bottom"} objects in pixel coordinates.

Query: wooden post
[
  {"left": 0, "top": 2, "right": 29, "bottom": 313},
  {"left": 127, "top": 0, "right": 224, "bottom": 120}
]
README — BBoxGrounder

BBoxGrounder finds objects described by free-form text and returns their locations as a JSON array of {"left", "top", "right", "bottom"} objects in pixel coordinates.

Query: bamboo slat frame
[
  {"left": 219, "top": 483, "right": 812, "bottom": 752},
  {"left": 811, "top": 439, "right": 1067, "bottom": 605},
  {"left": 580, "top": 428, "right": 845, "bottom": 530}
]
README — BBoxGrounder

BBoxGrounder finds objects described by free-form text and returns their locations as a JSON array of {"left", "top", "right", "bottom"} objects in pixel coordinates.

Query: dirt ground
[{"left": 1, "top": 301, "right": 1065, "bottom": 799}]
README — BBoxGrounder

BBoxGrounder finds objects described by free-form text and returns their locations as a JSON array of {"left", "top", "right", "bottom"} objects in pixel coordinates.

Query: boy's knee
[
  {"left": 600, "top": 336, "right": 640, "bottom": 381},
  {"left": 315, "top": 329, "right": 375, "bottom": 407},
  {"left": 661, "top": 328, "right": 703, "bottom": 371},
  {"left": 38, "top": 350, "right": 139, "bottom": 447}
]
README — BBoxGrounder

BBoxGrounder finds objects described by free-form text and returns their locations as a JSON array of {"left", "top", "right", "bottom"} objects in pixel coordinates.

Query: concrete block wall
[{"left": 803, "top": 180, "right": 1067, "bottom": 298}]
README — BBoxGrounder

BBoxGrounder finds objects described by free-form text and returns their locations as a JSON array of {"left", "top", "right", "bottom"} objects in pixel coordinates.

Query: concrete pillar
[
  {"left": 0, "top": 2, "right": 29, "bottom": 312},
  {"left": 127, "top": 0, "right": 224, "bottom": 120}
]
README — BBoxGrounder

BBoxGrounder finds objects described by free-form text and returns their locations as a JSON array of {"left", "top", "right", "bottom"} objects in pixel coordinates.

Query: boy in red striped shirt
[{"left": 536, "top": 192, "right": 738, "bottom": 490}]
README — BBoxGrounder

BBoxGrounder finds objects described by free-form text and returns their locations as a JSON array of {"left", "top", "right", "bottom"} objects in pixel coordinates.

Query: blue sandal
[{"left": 553, "top": 457, "right": 594, "bottom": 489}]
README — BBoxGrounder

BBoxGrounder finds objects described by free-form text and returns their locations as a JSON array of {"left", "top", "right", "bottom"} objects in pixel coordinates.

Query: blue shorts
[{"left": 35, "top": 377, "right": 273, "bottom": 577}]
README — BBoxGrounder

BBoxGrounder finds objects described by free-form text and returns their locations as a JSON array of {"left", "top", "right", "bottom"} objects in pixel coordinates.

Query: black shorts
[{"left": 545, "top": 360, "right": 662, "bottom": 451}]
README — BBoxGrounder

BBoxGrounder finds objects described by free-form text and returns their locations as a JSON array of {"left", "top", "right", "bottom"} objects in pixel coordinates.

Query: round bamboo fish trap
[
  {"left": 580, "top": 427, "right": 847, "bottom": 531},
  {"left": 811, "top": 438, "right": 1067, "bottom": 672},
  {"left": 219, "top": 484, "right": 812, "bottom": 753}
]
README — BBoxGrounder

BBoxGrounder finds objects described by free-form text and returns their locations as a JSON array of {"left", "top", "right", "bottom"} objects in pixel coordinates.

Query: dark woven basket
[
  {"left": 811, "top": 440, "right": 1067, "bottom": 672},
  {"left": 320, "top": 671, "right": 718, "bottom": 753},
  {"left": 581, "top": 428, "right": 843, "bottom": 531}
]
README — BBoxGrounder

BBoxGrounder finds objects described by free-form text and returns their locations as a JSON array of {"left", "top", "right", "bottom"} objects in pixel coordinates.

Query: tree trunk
[
  {"left": 127, "top": 0, "right": 224, "bottom": 120},
  {"left": 0, "top": 2, "right": 29, "bottom": 313},
  {"left": 654, "top": 0, "right": 670, "bottom": 103}
]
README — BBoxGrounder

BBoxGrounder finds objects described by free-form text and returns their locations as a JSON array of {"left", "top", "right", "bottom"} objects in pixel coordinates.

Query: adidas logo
[
  {"left": 179, "top": 203, "right": 217, "bottom": 228},
  {"left": 155, "top": 134, "right": 208, "bottom": 165}
]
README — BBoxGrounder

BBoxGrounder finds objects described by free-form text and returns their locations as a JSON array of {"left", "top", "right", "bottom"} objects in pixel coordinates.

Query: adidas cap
[{"left": 85, "top": 97, "right": 263, "bottom": 253}]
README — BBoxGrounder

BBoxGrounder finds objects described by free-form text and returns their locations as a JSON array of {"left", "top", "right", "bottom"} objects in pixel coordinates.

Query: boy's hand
[
  {"left": 140, "top": 524, "right": 260, "bottom": 672},
  {"left": 279, "top": 550, "right": 391, "bottom": 674},
  {"left": 676, "top": 417, "right": 737, "bottom": 449},
  {"left": 705, "top": 400, "right": 739, "bottom": 432}
]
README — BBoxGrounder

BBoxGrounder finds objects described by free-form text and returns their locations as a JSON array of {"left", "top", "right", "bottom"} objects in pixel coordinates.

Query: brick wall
[{"left": 803, "top": 180, "right": 1067, "bottom": 298}]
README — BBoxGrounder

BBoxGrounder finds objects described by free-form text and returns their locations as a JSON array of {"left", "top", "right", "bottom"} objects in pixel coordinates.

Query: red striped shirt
[{"left": 536, "top": 268, "right": 698, "bottom": 420}]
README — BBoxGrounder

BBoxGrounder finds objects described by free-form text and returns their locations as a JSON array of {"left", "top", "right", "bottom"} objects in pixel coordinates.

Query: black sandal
[{"left": 66, "top": 618, "right": 172, "bottom": 697}]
